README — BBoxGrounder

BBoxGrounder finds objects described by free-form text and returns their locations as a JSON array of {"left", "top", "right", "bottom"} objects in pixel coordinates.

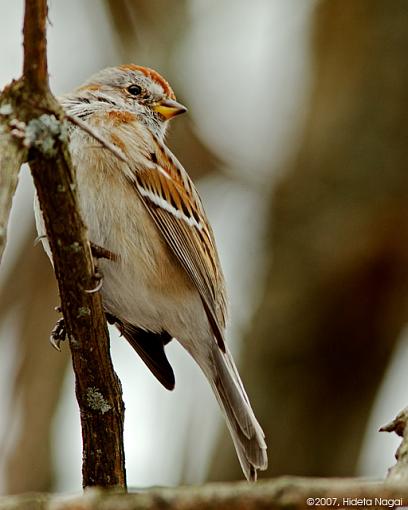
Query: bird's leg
[
  {"left": 90, "top": 242, "right": 118, "bottom": 262},
  {"left": 84, "top": 243, "right": 118, "bottom": 294}
]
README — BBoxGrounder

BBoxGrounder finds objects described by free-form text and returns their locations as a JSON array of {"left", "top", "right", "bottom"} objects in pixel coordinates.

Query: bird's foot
[
  {"left": 50, "top": 311, "right": 121, "bottom": 350},
  {"left": 50, "top": 317, "right": 66, "bottom": 351}
]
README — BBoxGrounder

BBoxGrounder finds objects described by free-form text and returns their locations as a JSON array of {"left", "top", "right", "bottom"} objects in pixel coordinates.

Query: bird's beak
[{"left": 152, "top": 99, "right": 187, "bottom": 120}]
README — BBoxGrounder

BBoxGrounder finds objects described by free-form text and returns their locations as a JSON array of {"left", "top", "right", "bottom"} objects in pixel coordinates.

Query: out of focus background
[{"left": 1, "top": 0, "right": 408, "bottom": 494}]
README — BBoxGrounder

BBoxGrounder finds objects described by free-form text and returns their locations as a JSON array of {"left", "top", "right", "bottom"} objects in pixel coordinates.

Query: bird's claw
[
  {"left": 50, "top": 317, "right": 67, "bottom": 351},
  {"left": 84, "top": 270, "right": 104, "bottom": 294}
]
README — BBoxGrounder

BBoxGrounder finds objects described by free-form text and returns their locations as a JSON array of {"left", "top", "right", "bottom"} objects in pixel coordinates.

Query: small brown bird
[{"left": 35, "top": 65, "right": 267, "bottom": 481}]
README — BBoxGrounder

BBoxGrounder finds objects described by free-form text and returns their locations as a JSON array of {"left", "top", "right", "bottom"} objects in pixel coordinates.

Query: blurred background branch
[
  {"left": 209, "top": 0, "right": 408, "bottom": 481},
  {"left": 0, "top": 228, "right": 64, "bottom": 493},
  {"left": 105, "top": 0, "right": 222, "bottom": 182},
  {"left": 0, "top": 93, "right": 26, "bottom": 262}
]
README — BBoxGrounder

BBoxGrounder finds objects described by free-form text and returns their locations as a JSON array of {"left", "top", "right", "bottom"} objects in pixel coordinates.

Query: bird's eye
[{"left": 127, "top": 84, "right": 142, "bottom": 96}]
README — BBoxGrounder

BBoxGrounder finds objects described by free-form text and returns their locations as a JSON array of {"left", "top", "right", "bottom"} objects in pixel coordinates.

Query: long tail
[{"left": 203, "top": 343, "right": 268, "bottom": 481}]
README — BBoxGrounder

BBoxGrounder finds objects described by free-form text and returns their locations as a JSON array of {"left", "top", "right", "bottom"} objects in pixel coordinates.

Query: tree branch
[
  {"left": 23, "top": 0, "right": 48, "bottom": 92},
  {"left": 0, "top": 0, "right": 126, "bottom": 488},
  {"left": 1, "top": 478, "right": 408, "bottom": 509},
  {"left": 381, "top": 407, "right": 408, "bottom": 482}
]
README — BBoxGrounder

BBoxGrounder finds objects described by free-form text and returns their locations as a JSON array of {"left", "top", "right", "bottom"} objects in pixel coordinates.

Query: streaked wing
[{"left": 129, "top": 139, "right": 227, "bottom": 347}]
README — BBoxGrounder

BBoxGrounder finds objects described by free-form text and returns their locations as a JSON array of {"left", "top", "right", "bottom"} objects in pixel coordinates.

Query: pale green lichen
[
  {"left": 77, "top": 306, "right": 91, "bottom": 318},
  {"left": 24, "top": 114, "right": 69, "bottom": 157},
  {"left": 86, "top": 387, "right": 111, "bottom": 414},
  {"left": 0, "top": 103, "right": 13, "bottom": 116},
  {"left": 59, "top": 240, "right": 81, "bottom": 253},
  {"left": 69, "top": 241, "right": 81, "bottom": 253}
]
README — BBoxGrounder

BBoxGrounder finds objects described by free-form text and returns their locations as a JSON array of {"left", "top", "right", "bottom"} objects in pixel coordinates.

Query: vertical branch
[
  {"left": 0, "top": 0, "right": 128, "bottom": 489},
  {"left": 23, "top": 0, "right": 48, "bottom": 92}
]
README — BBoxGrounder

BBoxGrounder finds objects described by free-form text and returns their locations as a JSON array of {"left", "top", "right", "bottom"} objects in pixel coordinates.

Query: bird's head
[{"left": 67, "top": 64, "right": 187, "bottom": 139}]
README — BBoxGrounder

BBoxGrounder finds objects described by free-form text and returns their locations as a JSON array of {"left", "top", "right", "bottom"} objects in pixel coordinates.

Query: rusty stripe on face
[
  {"left": 119, "top": 64, "right": 176, "bottom": 100},
  {"left": 107, "top": 110, "right": 137, "bottom": 125}
]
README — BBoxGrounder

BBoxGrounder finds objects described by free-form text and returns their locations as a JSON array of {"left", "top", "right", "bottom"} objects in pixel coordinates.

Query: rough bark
[
  {"left": 0, "top": 0, "right": 126, "bottom": 489},
  {"left": 210, "top": 0, "right": 408, "bottom": 480},
  {"left": 24, "top": 0, "right": 126, "bottom": 488},
  {"left": 1, "top": 478, "right": 408, "bottom": 510}
]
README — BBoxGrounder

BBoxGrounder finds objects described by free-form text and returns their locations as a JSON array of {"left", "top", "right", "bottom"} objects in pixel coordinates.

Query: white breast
[
  {"left": 69, "top": 127, "right": 208, "bottom": 341},
  {"left": 34, "top": 122, "right": 210, "bottom": 346}
]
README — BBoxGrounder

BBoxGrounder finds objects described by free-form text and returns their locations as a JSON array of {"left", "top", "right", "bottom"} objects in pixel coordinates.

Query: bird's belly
[{"left": 75, "top": 157, "right": 204, "bottom": 338}]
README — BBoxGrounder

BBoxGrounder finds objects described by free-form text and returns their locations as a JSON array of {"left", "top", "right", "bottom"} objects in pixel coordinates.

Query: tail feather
[
  {"left": 208, "top": 345, "right": 268, "bottom": 481},
  {"left": 119, "top": 322, "right": 175, "bottom": 391}
]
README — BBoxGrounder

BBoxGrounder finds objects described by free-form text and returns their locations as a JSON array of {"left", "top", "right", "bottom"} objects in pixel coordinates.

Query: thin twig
[{"left": 23, "top": 0, "right": 48, "bottom": 92}]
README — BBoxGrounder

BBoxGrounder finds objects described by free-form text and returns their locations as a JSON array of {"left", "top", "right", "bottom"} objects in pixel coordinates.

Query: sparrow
[{"left": 34, "top": 64, "right": 267, "bottom": 481}]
